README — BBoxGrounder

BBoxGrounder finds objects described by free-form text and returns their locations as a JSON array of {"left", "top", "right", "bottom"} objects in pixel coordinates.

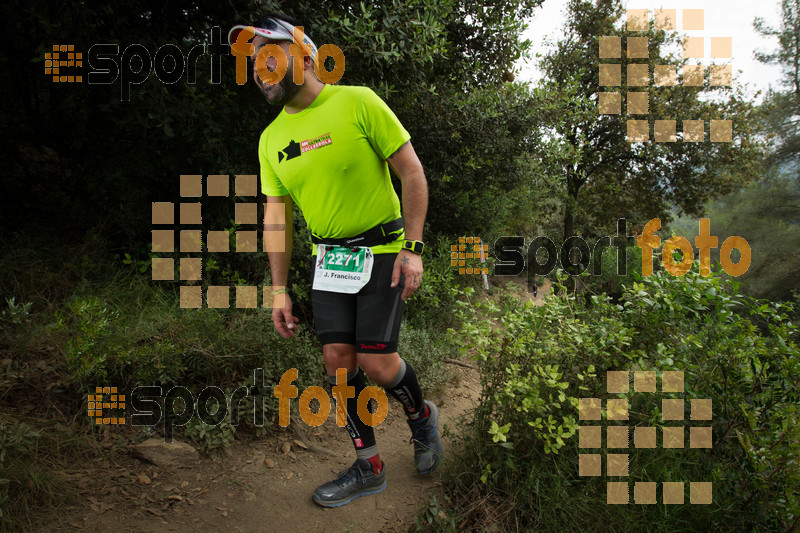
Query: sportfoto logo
[
  {"left": 578, "top": 370, "right": 713, "bottom": 505},
  {"left": 43, "top": 25, "right": 344, "bottom": 101},
  {"left": 44, "top": 27, "right": 227, "bottom": 101},
  {"left": 90, "top": 368, "right": 389, "bottom": 441}
]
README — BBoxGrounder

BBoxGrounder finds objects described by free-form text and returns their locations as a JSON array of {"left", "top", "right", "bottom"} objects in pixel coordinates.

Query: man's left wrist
[{"left": 402, "top": 239, "right": 424, "bottom": 255}]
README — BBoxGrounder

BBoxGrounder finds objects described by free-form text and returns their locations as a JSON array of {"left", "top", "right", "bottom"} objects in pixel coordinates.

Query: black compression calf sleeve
[
  {"left": 385, "top": 359, "right": 425, "bottom": 419},
  {"left": 329, "top": 368, "right": 378, "bottom": 458}
]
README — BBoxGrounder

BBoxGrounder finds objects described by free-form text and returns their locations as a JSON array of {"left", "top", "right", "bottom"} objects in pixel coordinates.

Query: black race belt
[{"left": 311, "top": 218, "right": 404, "bottom": 248}]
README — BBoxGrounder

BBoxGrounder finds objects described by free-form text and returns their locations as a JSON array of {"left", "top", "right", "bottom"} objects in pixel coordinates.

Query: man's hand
[
  {"left": 272, "top": 294, "right": 300, "bottom": 338},
  {"left": 391, "top": 249, "right": 423, "bottom": 301}
]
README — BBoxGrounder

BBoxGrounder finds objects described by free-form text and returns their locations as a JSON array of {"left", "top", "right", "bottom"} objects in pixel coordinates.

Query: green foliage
[
  {"left": 535, "top": 0, "right": 765, "bottom": 240},
  {"left": 0, "top": 298, "right": 33, "bottom": 328},
  {"left": 0, "top": 422, "right": 55, "bottom": 530},
  {"left": 184, "top": 416, "right": 236, "bottom": 452},
  {"left": 443, "top": 265, "right": 799, "bottom": 531}
]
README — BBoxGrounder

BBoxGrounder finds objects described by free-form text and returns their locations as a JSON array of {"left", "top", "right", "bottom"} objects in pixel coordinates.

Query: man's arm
[
  {"left": 265, "top": 194, "right": 299, "bottom": 338},
  {"left": 387, "top": 140, "right": 428, "bottom": 301}
]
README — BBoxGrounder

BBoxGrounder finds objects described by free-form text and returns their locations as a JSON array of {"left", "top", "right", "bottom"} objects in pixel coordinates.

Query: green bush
[{"left": 442, "top": 265, "right": 799, "bottom": 531}]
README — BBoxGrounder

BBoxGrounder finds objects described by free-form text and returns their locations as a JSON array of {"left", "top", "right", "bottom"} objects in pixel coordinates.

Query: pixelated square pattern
[
  {"left": 263, "top": 287, "right": 287, "bottom": 310},
  {"left": 152, "top": 230, "right": 174, "bottom": 252},
  {"left": 710, "top": 65, "right": 732, "bottom": 86},
  {"left": 711, "top": 120, "right": 732, "bottom": 142},
  {"left": 662, "top": 399, "right": 684, "bottom": 420},
  {"left": 207, "top": 231, "right": 230, "bottom": 253},
  {"left": 152, "top": 202, "right": 174, "bottom": 225},
  {"left": 180, "top": 258, "right": 202, "bottom": 281},
  {"left": 236, "top": 231, "right": 258, "bottom": 252},
  {"left": 710, "top": 37, "right": 732, "bottom": 59},
  {"left": 690, "top": 427, "right": 712, "bottom": 448},
  {"left": 690, "top": 482, "right": 712, "bottom": 504},
  {"left": 607, "top": 482, "right": 629, "bottom": 505},
  {"left": 599, "top": 93, "right": 621, "bottom": 115},
  {"left": 634, "top": 426, "right": 656, "bottom": 448},
  {"left": 607, "top": 399, "right": 628, "bottom": 420},
  {"left": 45, "top": 45, "right": 84, "bottom": 82},
  {"left": 683, "top": 9, "right": 704, "bottom": 30},
  {"left": 635, "top": 482, "right": 657, "bottom": 504},
  {"left": 627, "top": 9, "right": 648, "bottom": 30},
  {"left": 88, "top": 386, "right": 126, "bottom": 424},
  {"left": 683, "top": 65, "right": 704, "bottom": 86},
  {"left": 663, "top": 482, "right": 685, "bottom": 504},
  {"left": 207, "top": 175, "right": 229, "bottom": 196},
  {"left": 152, "top": 258, "right": 174, "bottom": 281},
  {"left": 180, "top": 230, "right": 202, "bottom": 253},
  {"left": 634, "top": 371, "right": 656, "bottom": 392},
  {"left": 579, "top": 426, "right": 602, "bottom": 448},
  {"left": 235, "top": 203, "right": 258, "bottom": 225},
  {"left": 654, "top": 65, "right": 677, "bottom": 86},
  {"left": 600, "top": 64, "right": 621, "bottom": 86},
  {"left": 683, "top": 121, "right": 704, "bottom": 142},
  {"left": 607, "top": 426, "right": 628, "bottom": 448},
  {"left": 662, "top": 427, "right": 684, "bottom": 448},
  {"left": 607, "top": 454, "right": 628, "bottom": 476},
  {"left": 236, "top": 286, "right": 258, "bottom": 309},
  {"left": 627, "top": 92, "right": 649, "bottom": 115},
  {"left": 627, "top": 37, "right": 648, "bottom": 59},
  {"left": 627, "top": 120, "right": 648, "bottom": 143},
  {"left": 579, "top": 398, "right": 602, "bottom": 420},
  {"left": 662, "top": 371, "right": 684, "bottom": 392},
  {"left": 207, "top": 286, "right": 229, "bottom": 308},
  {"left": 180, "top": 175, "right": 202, "bottom": 197},
  {"left": 627, "top": 64, "right": 649, "bottom": 86},
  {"left": 599, "top": 37, "right": 621, "bottom": 58},
  {"left": 691, "top": 399, "right": 712, "bottom": 420},
  {"left": 180, "top": 286, "right": 202, "bottom": 309},
  {"left": 236, "top": 175, "right": 258, "bottom": 196},
  {"left": 451, "top": 237, "right": 489, "bottom": 275},
  {"left": 607, "top": 371, "right": 628, "bottom": 393},
  {"left": 264, "top": 231, "right": 286, "bottom": 253},
  {"left": 654, "top": 9, "right": 676, "bottom": 30},
  {"left": 180, "top": 203, "right": 202, "bottom": 224},
  {"left": 655, "top": 120, "right": 677, "bottom": 143},
  {"left": 579, "top": 454, "right": 601, "bottom": 476},
  {"left": 683, "top": 37, "right": 704, "bottom": 59}
]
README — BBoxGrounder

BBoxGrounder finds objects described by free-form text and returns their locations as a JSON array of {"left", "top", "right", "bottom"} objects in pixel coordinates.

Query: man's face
[{"left": 251, "top": 36, "right": 302, "bottom": 107}]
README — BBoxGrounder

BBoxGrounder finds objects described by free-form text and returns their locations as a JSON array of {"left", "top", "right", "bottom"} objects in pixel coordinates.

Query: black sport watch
[{"left": 402, "top": 240, "right": 425, "bottom": 255}]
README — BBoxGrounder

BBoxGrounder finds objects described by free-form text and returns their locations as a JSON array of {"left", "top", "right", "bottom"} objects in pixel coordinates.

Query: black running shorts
[{"left": 311, "top": 253, "right": 405, "bottom": 354}]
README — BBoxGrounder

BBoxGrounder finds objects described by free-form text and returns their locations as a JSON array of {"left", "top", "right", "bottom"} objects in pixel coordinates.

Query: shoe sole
[
  {"left": 417, "top": 401, "right": 444, "bottom": 475},
  {"left": 312, "top": 480, "right": 387, "bottom": 508}
]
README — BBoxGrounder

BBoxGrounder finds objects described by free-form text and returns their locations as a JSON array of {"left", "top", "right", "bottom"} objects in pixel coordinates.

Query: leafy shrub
[{"left": 443, "top": 265, "right": 799, "bottom": 531}]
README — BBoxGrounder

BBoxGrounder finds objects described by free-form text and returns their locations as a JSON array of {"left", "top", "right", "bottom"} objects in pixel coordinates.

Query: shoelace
[
  {"left": 333, "top": 462, "right": 365, "bottom": 487},
  {"left": 409, "top": 420, "right": 433, "bottom": 449}
]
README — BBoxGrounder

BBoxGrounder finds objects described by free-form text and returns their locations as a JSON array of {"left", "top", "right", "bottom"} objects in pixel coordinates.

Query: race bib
[{"left": 313, "top": 245, "right": 374, "bottom": 293}]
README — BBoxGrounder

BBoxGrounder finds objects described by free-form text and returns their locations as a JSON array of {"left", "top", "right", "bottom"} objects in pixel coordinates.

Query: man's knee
[
  {"left": 322, "top": 343, "right": 358, "bottom": 375},
  {"left": 357, "top": 352, "right": 401, "bottom": 386}
]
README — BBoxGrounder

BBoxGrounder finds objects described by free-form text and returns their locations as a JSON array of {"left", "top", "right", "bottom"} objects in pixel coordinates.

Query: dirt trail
[{"left": 37, "top": 364, "right": 480, "bottom": 533}]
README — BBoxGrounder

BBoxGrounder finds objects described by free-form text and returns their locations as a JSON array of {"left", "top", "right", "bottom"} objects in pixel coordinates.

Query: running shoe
[
  {"left": 312, "top": 458, "right": 387, "bottom": 507},
  {"left": 408, "top": 400, "right": 444, "bottom": 474}
]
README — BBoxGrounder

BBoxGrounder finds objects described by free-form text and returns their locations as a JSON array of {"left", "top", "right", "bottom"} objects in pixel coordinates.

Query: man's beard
[{"left": 258, "top": 63, "right": 302, "bottom": 107}]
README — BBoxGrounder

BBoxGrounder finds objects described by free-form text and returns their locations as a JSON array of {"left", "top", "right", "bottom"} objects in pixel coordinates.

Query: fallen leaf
[
  {"left": 281, "top": 442, "right": 291, "bottom": 455},
  {"left": 167, "top": 495, "right": 183, "bottom": 501},
  {"left": 264, "top": 458, "right": 275, "bottom": 468},
  {"left": 286, "top": 473, "right": 293, "bottom": 480},
  {"left": 293, "top": 439, "right": 308, "bottom": 450}
]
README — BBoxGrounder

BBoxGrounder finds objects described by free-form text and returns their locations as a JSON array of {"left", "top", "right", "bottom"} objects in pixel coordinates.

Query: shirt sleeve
[
  {"left": 356, "top": 88, "right": 411, "bottom": 160},
  {"left": 258, "top": 128, "right": 289, "bottom": 197}
]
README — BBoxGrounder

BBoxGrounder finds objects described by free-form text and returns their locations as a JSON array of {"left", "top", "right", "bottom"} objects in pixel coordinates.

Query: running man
[{"left": 229, "top": 13, "right": 443, "bottom": 508}]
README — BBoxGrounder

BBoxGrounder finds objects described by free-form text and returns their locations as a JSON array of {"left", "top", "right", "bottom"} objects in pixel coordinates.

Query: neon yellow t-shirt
[{"left": 258, "top": 85, "right": 410, "bottom": 254}]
